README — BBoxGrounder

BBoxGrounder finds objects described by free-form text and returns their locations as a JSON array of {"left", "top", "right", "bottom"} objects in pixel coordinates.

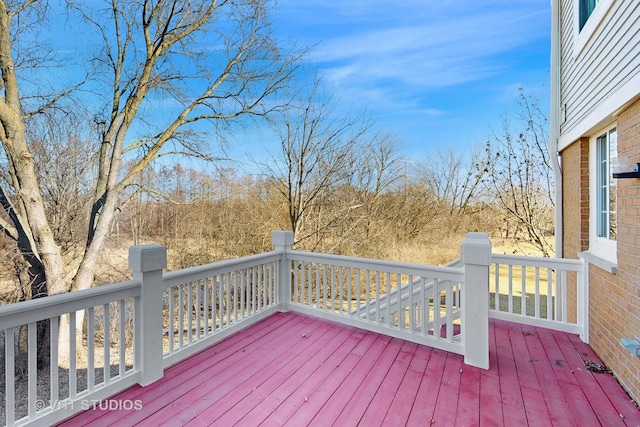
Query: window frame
[
  {"left": 588, "top": 124, "right": 617, "bottom": 265},
  {"left": 574, "top": 0, "right": 615, "bottom": 58},
  {"left": 579, "top": 0, "right": 597, "bottom": 31}
]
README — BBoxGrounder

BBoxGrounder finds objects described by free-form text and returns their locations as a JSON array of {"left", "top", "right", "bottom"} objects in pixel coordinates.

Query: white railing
[
  {"left": 0, "top": 231, "right": 589, "bottom": 426},
  {"left": 489, "top": 253, "right": 587, "bottom": 341},
  {"left": 160, "top": 251, "right": 283, "bottom": 367},
  {"left": 286, "top": 250, "right": 465, "bottom": 356},
  {"left": 0, "top": 281, "right": 140, "bottom": 427}
]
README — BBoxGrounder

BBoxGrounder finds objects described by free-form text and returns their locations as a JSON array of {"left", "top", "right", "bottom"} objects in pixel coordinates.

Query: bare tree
[
  {"left": 0, "top": 0, "right": 298, "bottom": 364},
  {"left": 262, "top": 75, "right": 373, "bottom": 249},
  {"left": 416, "top": 148, "right": 486, "bottom": 229},
  {"left": 484, "top": 89, "right": 554, "bottom": 256},
  {"left": 344, "top": 133, "right": 405, "bottom": 253},
  {"left": 25, "top": 109, "right": 97, "bottom": 260}
]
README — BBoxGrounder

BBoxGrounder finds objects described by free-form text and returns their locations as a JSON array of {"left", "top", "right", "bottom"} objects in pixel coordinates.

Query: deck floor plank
[
  {"left": 494, "top": 320, "right": 530, "bottom": 426},
  {"left": 57, "top": 312, "right": 640, "bottom": 427},
  {"left": 405, "top": 347, "right": 447, "bottom": 426},
  {"left": 74, "top": 312, "right": 300, "bottom": 427},
  {"left": 552, "top": 328, "right": 631, "bottom": 426},
  {"left": 104, "top": 313, "right": 320, "bottom": 427},
  {"left": 524, "top": 326, "right": 575, "bottom": 427},
  {"left": 358, "top": 341, "right": 418, "bottom": 426},
  {"left": 212, "top": 322, "right": 357, "bottom": 425},
  {"left": 381, "top": 343, "right": 432, "bottom": 426},
  {"left": 508, "top": 323, "right": 553, "bottom": 427},
  {"left": 255, "top": 327, "right": 367, "bottom": 426},
  {"left": 280, "top": 330, "right": 380, "bottom": 427},
  {"left": 535, "top": 323, "right": 578, "bottom": 386},
  {"left": 479, "top": 320, "right": 504, "bottom": 426},
  {"left": 330, "top": 337, "right": 404, "bottom": 426},
  {"left": 150, "top": 316, "right": 329, "bottom": 426},
  {"left": 454, "top": 363, "right": 481, "bottom": 426},
  {"left": 303, "top": 333, "right": 394, "bottom": 426},
  {"left": 429, "top": 351, "right": 463, "bottom": 426}
]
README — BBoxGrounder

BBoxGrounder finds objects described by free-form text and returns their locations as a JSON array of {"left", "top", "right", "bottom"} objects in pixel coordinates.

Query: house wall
[
  {"left": 562, "top": 99, "right": 640, "bottom": 404},
  {"left": 558, "top": 0, "right": 640, "bottom": 150},
  {"left": 561, "top": 137, "right": 589, "bottom": 324},
  {"left": 609, "top": 100, "right": 640, "bottom": 402}
]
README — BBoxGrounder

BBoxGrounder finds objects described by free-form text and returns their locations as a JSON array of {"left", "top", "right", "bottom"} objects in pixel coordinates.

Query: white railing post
[
  {"left": 129, "top": 244, "right": 167, "bottom": 386},
  {"left": 272, "top": 231, "right": 294, "bottom": 311},
  {"left": 577, "top": 257, "right": 589, "bottom": 343},
  {"left": 461, "top": 232, "right": 491, "bottom": 369}
]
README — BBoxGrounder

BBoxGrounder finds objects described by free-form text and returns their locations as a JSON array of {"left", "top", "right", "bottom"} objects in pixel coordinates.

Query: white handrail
[
  {"left": 162, "top": 251, "right": 281, "bottom": 288},
  {"left": 0, "top": 280, "right": 139, "bottom": 330},
  {"left": 492, "top": 253, "right": 583, "bottom": 270},
  {"left": 1, "top": 280, "right": 141, "bottom": 427},
  {"left": 288, "top": 250, "right": 465, "bottom": 281}
]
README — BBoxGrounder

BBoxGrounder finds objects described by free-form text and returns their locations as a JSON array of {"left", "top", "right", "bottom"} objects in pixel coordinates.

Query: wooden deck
[{"left": 59, "top": 311, "right": 640, "bottom": 426}]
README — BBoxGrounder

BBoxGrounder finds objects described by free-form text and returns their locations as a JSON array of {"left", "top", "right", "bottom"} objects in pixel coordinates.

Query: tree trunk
[{"left": 57, "top": 312, "right": 87, "bottom": 369}]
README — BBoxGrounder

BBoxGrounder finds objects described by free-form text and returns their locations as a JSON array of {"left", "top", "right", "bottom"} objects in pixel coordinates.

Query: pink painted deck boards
[
  {"left": 508, "top": 323, "right": 553, "bottom": 427},
  {"left": 59, "top": 312, "right": 640, "bottom": 427},
  {"left": 479, "top": 326, "right": 504, "bottom": 426},
  {"left": 358, "top": 341, "right": 418, "bottom": 425},
  {"left": 211, "top": 323, "right": 357, "bottom": 425},
  {"left": 381, "top": 343, "right": 431, "bottom": 426},
  {"left": 329, "top": 336, "right": 404, "bottom": 426},
  {"left": 405, "top": 346, "right": 447, "bottom": 425}
]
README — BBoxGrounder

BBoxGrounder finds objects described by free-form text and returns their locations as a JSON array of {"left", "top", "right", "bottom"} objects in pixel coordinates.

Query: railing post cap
[
  {"left": 129, "top": 244, "right": 167, "bottom": 272},
  {"left": 464, "top": 232, "right": 490, "bottom": 241},
  {"left": 461, "top": 232, "right": 492, "bottom": 266},
  {"left": 272, "top": 230, "right": 294, "bottom": 248}
]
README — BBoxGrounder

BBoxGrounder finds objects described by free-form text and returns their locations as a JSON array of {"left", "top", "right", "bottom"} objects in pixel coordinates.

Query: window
[
  {"left": 579, "top": 0, "right": 598, "bottom": 31},
  {"left": 595, "top": 128, "right": 617, "bottom": 240},
  {"left": 574, "top": 0, "right": 615, "bottom": 57},
  {"left": 588, "top": 125, "right": 617, "bottom": 267}
]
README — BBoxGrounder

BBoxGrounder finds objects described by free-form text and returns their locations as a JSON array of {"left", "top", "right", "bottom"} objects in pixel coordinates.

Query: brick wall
[
  {"left": 562, "top": 137, "right": 590, "bottom": 258},
  {"left": 563, "top": 98, "right": 640, "bottom": 404},
  {"left": 561, "top": 137, "right": 589, "bottom": 324},
  {"left": 604, "top": 98, "right": 640, "bottom": 403}
]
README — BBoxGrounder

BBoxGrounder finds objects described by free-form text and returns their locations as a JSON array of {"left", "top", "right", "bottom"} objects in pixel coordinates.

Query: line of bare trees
[{"left": 78, "top": 87, "right": 554, "bottom": 272}]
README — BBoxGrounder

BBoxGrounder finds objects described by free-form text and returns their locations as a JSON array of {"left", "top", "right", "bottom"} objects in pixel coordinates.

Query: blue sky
[{"left": 262, "top": 0, "right": 551, "bottom": 160}]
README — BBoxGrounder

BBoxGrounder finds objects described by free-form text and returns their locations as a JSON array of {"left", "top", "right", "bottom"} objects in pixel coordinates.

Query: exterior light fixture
[
  {"left": 619, "top": 338, "right": 640, "bottom": 357},
  {"left": 612, "top": 160, "right": 640, "bottom": 179}
]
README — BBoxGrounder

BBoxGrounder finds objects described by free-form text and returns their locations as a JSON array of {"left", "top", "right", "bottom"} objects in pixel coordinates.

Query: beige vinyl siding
[{"left": 558, "top": 0, "right": 640, "bottom": 147}]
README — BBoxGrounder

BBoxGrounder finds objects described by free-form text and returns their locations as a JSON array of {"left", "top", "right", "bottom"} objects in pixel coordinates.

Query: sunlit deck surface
[{"left": 59, "top": 311, "right": 640, "bottom": 427}]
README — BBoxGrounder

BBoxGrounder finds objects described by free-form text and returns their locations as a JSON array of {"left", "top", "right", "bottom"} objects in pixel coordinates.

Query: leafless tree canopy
[
  {"left": 484, "top": 89, "right": 555, "bottom": 256},
  {"left": 261, "top": 75, "right": 376, "bottom": 249},
  {"left": 0, "top": 0, "right": 300, "bottom": 300},
  {"left": 0, "top": 0, "right": 300, "bottom": 363}
]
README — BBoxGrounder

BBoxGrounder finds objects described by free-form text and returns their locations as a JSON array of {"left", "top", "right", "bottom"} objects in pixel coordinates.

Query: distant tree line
[
  {"left": 78, "top": 88, "right": 554, "bottom": 273},
  {"left": 1, "top": 85, "right": 554, "bottom": 303}
]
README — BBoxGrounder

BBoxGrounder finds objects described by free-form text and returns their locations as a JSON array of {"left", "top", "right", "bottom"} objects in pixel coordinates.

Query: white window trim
[
  {"left": 574, "top": 0, "right": 616, "bottom": 59},
  {"left": 587, "top": 123, "right": 617, "bottom": 267}
]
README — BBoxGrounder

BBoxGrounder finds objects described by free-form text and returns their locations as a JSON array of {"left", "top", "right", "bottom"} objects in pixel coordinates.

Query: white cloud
[
  {"left": 309, "top": 8, "right": 546, "bottom": 89},
  {"left": 272, "top": 0, "right": 551, "bottom": 152}
]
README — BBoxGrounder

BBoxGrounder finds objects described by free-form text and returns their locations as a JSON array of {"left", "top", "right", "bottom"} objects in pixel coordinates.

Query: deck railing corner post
[
  {"left": 461, "top": 232, "right": 491, "bottom": 370},
  {"left": 272, "top": 231, "right": 294, "bottom": 311},
  {"left": 129, "top": 244, "right": 167, "bottom": 386}
]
